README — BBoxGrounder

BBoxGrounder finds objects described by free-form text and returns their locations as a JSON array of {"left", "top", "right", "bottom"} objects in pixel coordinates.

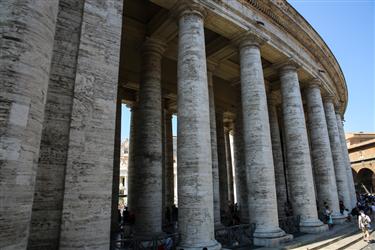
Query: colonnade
[
  {"left": 125, "top": 3, "right": 356, "bottom": 248},
  {"left": 0, "top": 1, "right": 356, "bottom": 249}
]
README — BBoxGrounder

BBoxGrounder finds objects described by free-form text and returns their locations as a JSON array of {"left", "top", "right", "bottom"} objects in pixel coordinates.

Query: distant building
[{"left": 347, "top": 132, "right": 375, "bottom": 193}]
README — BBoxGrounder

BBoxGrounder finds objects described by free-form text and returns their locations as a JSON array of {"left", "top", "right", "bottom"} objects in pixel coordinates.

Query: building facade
[
  {"left": 347, "top": 133, "right": 375, "bottom": 193},
  {"left": 0, "top": 0, "right": 356, "bottom": 249}
]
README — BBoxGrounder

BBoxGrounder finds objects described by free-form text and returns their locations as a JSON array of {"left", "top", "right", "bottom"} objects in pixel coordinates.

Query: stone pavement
[{"left": 252, "top": 221, "right": 367, "bottom": 250}]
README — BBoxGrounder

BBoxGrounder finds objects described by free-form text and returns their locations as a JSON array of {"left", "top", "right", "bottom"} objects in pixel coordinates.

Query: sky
[
  {"left": 288, "top": 0, "right": 375, "bottom": 132},
  {"left": 121, "top": 0, "right": 375, "bottom": 140}
]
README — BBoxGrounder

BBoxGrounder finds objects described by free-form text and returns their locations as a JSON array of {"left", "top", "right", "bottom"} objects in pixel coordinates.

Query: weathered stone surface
[
  {"left": 176, "top": 3, "right": 220, "bottom": 249},
  {"left": 208, "top": 70, "right": 221, "bottom": 226},
  {"left": 111, "top": 95, "right": 122, "bottom": 233},
  {"left": 131, "top": 38, "right": 165, "bottom": 236},
  {"left": 127, "top": 107, "right": 138, "bottom": 212},
  {"left": 225, "top": 127, "right": 235, "bottom": 204},
  {"left": 268, "top": 93, "right": 288, "bottom": 219},
  {"left": 232, "top": 95, "right": 250, "bottom": 223},
  {"left": 324, "top": 98, "right": 352, "bottom": 210},
  {"left": 27, "top": 1, "right": 84, "bottom": 249},
  {"left": 216, "top": 110, "right": 229, "bottom": 215},
  {"left": 279, "top": 65, "right": 327, "bottom": 233},
  {"left": 336, "top": 113, "right": 357, "bottom": 209},
  {"left": 239, "top": 37, "right": 288, "bottom": 245},
  {"left": 305, "top": 84, "right": 344, "bottom": 224},
  {"left": 58, "top": 0, "right": 123, "bottom": 249},
  {"left": 0, "top": 1, "right": 59, "bottom": 249}
]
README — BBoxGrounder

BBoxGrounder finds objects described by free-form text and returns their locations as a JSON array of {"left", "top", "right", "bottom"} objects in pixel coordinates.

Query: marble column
[
  {"left": 207, "top": 67, "right": 222, "bottom": 226},
  {"left": 0, "top": 1, "right": 59, "bottom": 249},
  {"left": 27, "top": 1, "right": 85, "bottom": 249},
  {"left": 164, "top": 109, "right": 175, "bottom": 209},
  {"left": 176, "top": 3, "right": 220, "bottom": 249},
  {"left": 225, "top": 127, "right": 235, "bottom": 204},
  {"left": 127, "top": 106, "right": 138, "bottom": 212},
  {"left": 58, "top": 0, "right": 123, "bottom": 248},
  {"left": 279, "top": 64, "right": 327, "bottom": 233},
  {"left": 239, "top": 34, "right": 291, "bottom": 246},
  {"left": 323, "top": 98, "right": 352, "bottom": 210},
  {"left": 130, "top": 38, "right": 165, "bottom": 236},
  {"left": 232, "top": 95, "right": 249, "bottom": 223},
  {"left": 111, "top": 94, "right": 122, "bottom": 233},
  {"left": 336, "top": 112, "right": 357, "bottom": 209},
  {"left": 268, "top": 92, "right": 288, "bottom": 219},
  {"left": 216, "top": 111, "right": 229, "bottom": 214},
  {"left": 305, "top": 81, "right": 344, "bottom": 224}
]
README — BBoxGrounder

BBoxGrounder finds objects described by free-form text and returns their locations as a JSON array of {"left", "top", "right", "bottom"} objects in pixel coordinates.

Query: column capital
[
  {"left": 172, "top": 1, "right": 207, "bottom": 20},
  {"left": 322, "top": 94, "right": 336, "bottom": 105},
  {"left": 233, "top": 31, "right": 268, "bottom": 49},
  {"left": 207, "top": 60, "right": 218, "bottom": 73},
  {"left": 274, "top": 58, "right": 300, "bottom": 74},
  {"left": 305, "top": 78, "right": 322, "bottom": 90},
  {"left": 142, "top": 37, "right": 166, "bottom": 57}
]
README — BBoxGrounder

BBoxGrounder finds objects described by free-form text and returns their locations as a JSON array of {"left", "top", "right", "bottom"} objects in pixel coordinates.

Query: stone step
[
  {"left": 281, "top": 223, "right": 357, "bottom": 250},
  {"left": 319, "top": 230, "right": 363, "bottom": 249}
]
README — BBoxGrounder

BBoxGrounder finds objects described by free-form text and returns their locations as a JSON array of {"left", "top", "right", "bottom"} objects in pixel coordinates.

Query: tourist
[
  {"left": 339, "top": 200, "right": 345, "bottom": 214},
  {"left": 325, "top": 206, "right": 333, "bottom": 230},
  {"left": 358, "top": 210, "right": 372, "bottom": 242}
]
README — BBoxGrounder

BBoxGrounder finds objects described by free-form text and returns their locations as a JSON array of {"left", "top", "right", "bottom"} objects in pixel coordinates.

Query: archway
[{"left": 356, "top": 168, "right": 375, "bottom": 194}]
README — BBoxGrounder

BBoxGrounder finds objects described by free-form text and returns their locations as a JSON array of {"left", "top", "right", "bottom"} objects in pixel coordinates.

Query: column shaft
[
  {"left": 305, "top": 85, "right": 343, "bottom": 223},
  {"left": 225, "top": 128, "right": 235, "bottom": 204},
  {"left": 127, "top": 107, "right": 138, "bottom": 211},
  {"left": 336, "top": 113, "right": 357, "bottom": 209},
  {"left": 0, "top": 1, "right": 59, "bottom": 248},
  {"left": 27, "top": 1, "right": 84, "bottom": 249},
  {"left": 58, "top": 0, "right": 123, "bottom": 248},
  {"left": 111, "top": 96, "right": 122, "bottom": 232},
  {"left": 216, "top": 111, "right": 229, "bottom": 214},
  {"left": 279, "top": 65, "right": 327, "bottom": 233},
  {"left": 324, "top": 100, "right": 352, "bottom": 210},
  {"left": 232, "top": 98, "right": 249, "bottom": 223},
  {"left": 131, "top": 38, "right": 165, "bottom": 236},
  {"left": 239, "top": 38, "right": 289, "bottom": 246},
  {"left": 208, "top": 71, "right": 221, "bottom": 226},
  {"left": 268, "top": 96, "right": 288, "bottom": 219},
  {"left": 176, "top": 4, "right": 220, "bottom": 249}
]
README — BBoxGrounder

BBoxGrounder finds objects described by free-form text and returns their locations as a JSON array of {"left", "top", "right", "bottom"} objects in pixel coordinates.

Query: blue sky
[
  {"left": 289, "top": 0, "right": 375, "bottom": 132},
  {"left": 121, "top": 0, "right": 375, "bottom": 140}
]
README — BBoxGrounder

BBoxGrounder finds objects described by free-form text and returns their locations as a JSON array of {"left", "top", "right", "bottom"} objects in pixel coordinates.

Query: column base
[
  {"left": 253, "top": 227, "right": 293, "bottom": 247},
  {"left": 177, "top": 240, "right": 221, "bottom": 250},
  {"left": 332, "top": 213, "right": 347, "bottom": 225},
  {"left": 300, "top": 218, "right": 328, "bottom": 233}
]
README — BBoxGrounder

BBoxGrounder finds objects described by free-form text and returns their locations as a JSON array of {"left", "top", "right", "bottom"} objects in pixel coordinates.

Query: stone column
[
  {"left": 225, "top": 127, "right": 235, "bottom": 204},
  {"left": 238, "top": 34, "right": 291, "bottom": 246},
  {"left": 111, "top": 94, "right": 122, "bottom": 233},
  {"left": 216, "top": 111, "right": 229, "bottom": 214},
  {"left": 207, "top": 67, "right": 222, "bottom": 226},
  {"left": 268, "top": 92, "right": 288, "bottom": 219},
  {"left": 279, "top": 64, "right": 327, "bottom": 233},
  {"left": 127, "top": 106, "right": 138, "bottom": 211},
  {"left": 232, "top": 95, "right": 249, "bottom": 223},
  {"left": 27, "top": 1, "right": 85, "bottom": 249},
  {"left": 58, "top": 0, "right": 123, "bottom": 248},
  {"left": 130, "top": 38, "right": 165, "bottom": 236},
  {"left": 0, "top": 1, "right": 59, "bottom": 249},
  {"left": 176, "top": 3, "right": 220, "bottom": 249},
  {"left": 336, "top": 112, "right": 357, "bottom": 209},
  {"left": 323, "top": 98, "right": 352, "bottom": 210},
  {"left": 305, "top": 81, "right": 344, "bottom": 224},
  {"left": 164, "top": 109, "right": 174, "bottom": 209}
]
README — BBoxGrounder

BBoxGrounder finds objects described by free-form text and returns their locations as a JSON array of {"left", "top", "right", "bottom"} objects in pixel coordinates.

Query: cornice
[{"left": 239, "top": 0, "right": 347, "bottom": 113}]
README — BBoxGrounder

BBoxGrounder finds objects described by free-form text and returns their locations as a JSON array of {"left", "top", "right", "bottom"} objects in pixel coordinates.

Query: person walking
[{"left": 358, "top": 210, "right": 372, "bottom": 242}]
